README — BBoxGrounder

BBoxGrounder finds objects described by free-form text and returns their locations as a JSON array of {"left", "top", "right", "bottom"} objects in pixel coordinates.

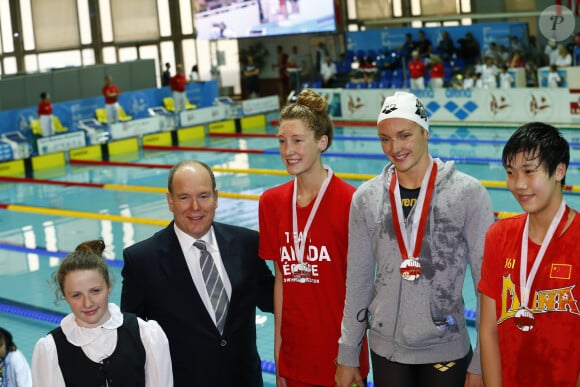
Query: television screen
[{"left": 194, "top": 0, "right": 336, "bottom": 40}]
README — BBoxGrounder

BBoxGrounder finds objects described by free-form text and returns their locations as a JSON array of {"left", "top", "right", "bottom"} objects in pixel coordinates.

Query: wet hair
[
  {"left": 279, "top": 89, "right": 333, "bottom": 152},
  {"left": 167, "top": 160, "right": 216, "bottom": 194},
  {"left": 502, "top": 122, "right": 569, "bottom": 186},
  {"left": 54, "top": 240, "right": 110, "bottom": 300},
  {"left": 0, "top": 327, "right": 16, "bottom": 352}
]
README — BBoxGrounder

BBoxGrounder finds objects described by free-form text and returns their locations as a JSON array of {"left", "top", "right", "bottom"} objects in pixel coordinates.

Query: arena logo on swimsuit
[{"left": 497, "top": 274, "right": 580, "bottom": 324}]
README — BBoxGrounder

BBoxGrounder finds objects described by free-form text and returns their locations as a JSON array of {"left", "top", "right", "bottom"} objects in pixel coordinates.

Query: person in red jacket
[
  {"left": 170, "top": 64, "right": 187, "bottom": 114},
  {"left": 102, "top": 75, "right": 120, "bottom": 125},
  {"left": 37, "top": 91, "right": 55, "bottom": 137},
  {"left": 429, "top": 55, "right": 445, "bottom": 88},
  {"left": 408, "top": 50, "right": 426, "bottom": 89}
]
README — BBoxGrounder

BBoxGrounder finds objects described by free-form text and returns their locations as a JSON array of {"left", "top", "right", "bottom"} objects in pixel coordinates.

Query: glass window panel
[
  {"left": 356, "top": 0, "right": 391, "bottom": 19},
  {"left": 158, "top": 0, "right": 171, "bottom": 37},
  {"left": 31, "top": 0, "right": 80, "bottom": 50},
  {"left": 347, "top": 0, "right": 357, "bottom": 19},
  {"left": 411, "top": 0, "right": 421, "bottom": 15},
  {"left": 182, "top": 39, "right": 197, "bottom": 80},
  {"left": 461, "top": 0, "right": 471, "bottom": 13},
  {"left": 180, "top": 0, "right": 193, "bottom": 35},
  {"left": 393, "top": 0, "right": 402, "bottom": 17},
  {"left": 160, "top": 40, "right": 175, "bottom": 73},
  {"left": 195, "top": 39, "right": 210, "bottom": 81},
  {"left": 119, "top": 47, "right": 138, "bottom": 62},
  {"left": 99, "top": 0, "right": 113, "bottom": 42},
  {"left": 3, "top": 57, "right": 16, "bottom": 74},
  {"left": 102, "top": 46, "right": 117, "bottom": 63},
  {"left": 217, "top": 39, "right": 240, "bottom": 94},
  {"left": 111, "top": 0, "right": 159, "bottom": 43},
  {"left": 77, "top": 0, "right": 92, "bottom": 44},
  {"left": 139, "top": 44, "right": 159, "bottom": 85},
  {"left": 20, "top": 0, "right": 35, "bottom": 50},
  {"left": 37, "top": 50, "right": 81, "bottom": 71},
  {"left": 1, "top": 0, "right": 14, "bottom": 52},
  {"left": 82, "top": 48, "right": 95, "bottom": 65},
  {"left": 24, "top": 54, "right": 38, "bottom": 72}
]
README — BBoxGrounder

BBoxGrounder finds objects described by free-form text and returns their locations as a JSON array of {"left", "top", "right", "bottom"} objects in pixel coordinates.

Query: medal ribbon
[
  {"left": 519, "top": 199, "right": 568, "bottom": 309},
  {"left": 389, "top": 158, "right": 438, "bottom": 260},
  {"left": 292, "top": 166, "right": 333, "bottom": 264}
]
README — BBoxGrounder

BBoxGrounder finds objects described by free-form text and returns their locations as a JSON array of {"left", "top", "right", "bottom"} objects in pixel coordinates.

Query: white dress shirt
[
  {"left": 174, "top": 224, "right": 232, "bottom": 327},
  {"left": 31, "top": 303, "right": 173, "bottom": 387}
]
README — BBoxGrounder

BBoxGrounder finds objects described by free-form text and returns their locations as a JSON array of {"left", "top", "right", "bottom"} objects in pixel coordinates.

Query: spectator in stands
[
  {"left": 415, "top": 30, "right": 432, "bottom": 59},
  {"left": 526, "top": 35, "right": 543, "bottom": 66},
  {"left": 463, "top": 69, "right": 475, "bottom": 89},
  {"left": 474, "top": 72, "right": 483, "bottom": 88},
  {"left": 555, "top": 45, "right": 572, "bottom": 67},
  {"left": 525, "top": 57, "right": 539, "bottom": 87},
  {"left": 189, "top": 64, "right": 200, "bottom": 82},
  {"left": 170, "top": 64, "right": 187, "bottom": 113},
  {"left": 457, "top": 32, "right": 481, "bottom": 67},
  {"left": 359, "top": 56, "right": 377, "bottom": 85},
  {"left": 436, "top": 30, "right": 455, "bottom": 62},
  {"left": 274, "top": 45, "right": 289, "bottom": 103},
  {"left": 572, "top": 33, "right": 580, "bottom": 65},
  {"left": 483, "top": 42, "right": 500, "bottom": 65},
  {"left": 400, "top": 33, "right": 416, "bottom": 62},
  {"left": 320, "top": 55, "right": 338, "bottom": 88},
  {"left": 102, "top": 75, "right": 120, "bottom": 125},
  {"left": 499, "top": 65, "right": 513, "bottom": 89},
  {"left": 429, "top": 54, "right": 445, "bottom": 88},
  {"left": 509, "top": 50, "right": 525, "bottom": 68},
  {"left": 481, "top": 56, "right": 498, "bottom": 89},
  {"left": 544, "top": 39, "right": 559, "bottom": 66},
  {"left": 37, "top": 92, "right": 55, "bottom": 137},
  {"left": 547, "top": 64, "right": 562, "bottom": 88},
  {"left": 287, "top": 45, "right": 306, "bottom": 94},
  {"left": 509, "top": 35, "right": 524, "bottom": 57},
  {"left": 0, "top": 326, "right": 32, "bottom": 387},
  {"left": 162, "top": 62, "right": 171, "bottom": 87},
  {"left": 497, "top": 45, "right": 510, "bottom": 67},
  {"left": 408, "top": 50, "right": 426, "bottom": 89},
  {"left": 243, "top": 54, "right": 260, "bottom": 99}
]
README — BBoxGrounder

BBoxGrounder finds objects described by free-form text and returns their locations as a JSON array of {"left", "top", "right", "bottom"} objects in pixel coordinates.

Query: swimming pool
[{"left": 1, "top": 122, "right": 580, "bottom": 385}]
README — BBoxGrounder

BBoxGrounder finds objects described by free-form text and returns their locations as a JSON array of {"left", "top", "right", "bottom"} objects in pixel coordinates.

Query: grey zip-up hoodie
[{"left": 338, "top": 158, "right": 494, "bottom": 375}]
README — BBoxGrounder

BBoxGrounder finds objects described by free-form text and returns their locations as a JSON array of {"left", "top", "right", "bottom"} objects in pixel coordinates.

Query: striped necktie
[{"left": 194, "top": 240, "right": 229, "bottom": 334}]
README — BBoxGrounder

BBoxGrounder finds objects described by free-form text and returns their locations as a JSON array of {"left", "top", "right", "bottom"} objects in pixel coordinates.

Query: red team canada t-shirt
[
  {"left": 259, "top": 175, "right": 369, "bottom": 386},
  {"left": 479, "top": 213, "right": 580, "bottom": 386}
]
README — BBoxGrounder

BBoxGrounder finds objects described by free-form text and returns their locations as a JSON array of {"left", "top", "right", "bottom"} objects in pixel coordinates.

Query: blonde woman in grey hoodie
[{"left": 335, "top": 92, "right": 494, "bottom": 387}]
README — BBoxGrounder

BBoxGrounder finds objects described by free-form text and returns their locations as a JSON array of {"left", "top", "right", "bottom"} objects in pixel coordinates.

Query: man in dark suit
[{"left": 121, "top": 160, "right": 274, "bottom": 387}]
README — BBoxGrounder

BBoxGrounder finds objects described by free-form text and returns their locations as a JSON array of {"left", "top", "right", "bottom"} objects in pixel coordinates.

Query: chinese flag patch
[{"left": 550, "top": 263, "right": 572, "bottom": 279}]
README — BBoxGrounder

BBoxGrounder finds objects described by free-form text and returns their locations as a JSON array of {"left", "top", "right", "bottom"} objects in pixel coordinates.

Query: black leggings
[{"left": 371, "top": 347, "right": 473, "bottom": 387}]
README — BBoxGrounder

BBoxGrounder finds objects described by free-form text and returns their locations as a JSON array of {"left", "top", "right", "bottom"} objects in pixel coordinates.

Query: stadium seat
[
  {"left": 163, "top": 97, "right": 197, "bottom": 112},
  {"left": 30, "top": 119, "right": 41, "bottom": 135},
  {"left": 95, "top": 108, "right": 108, "bottom": 124},
  {"left": 185, "top": 97, "right": 197, "bottom": 110},
  {"left": 118, "top": 106, "right": 133, "bottom": 121},
  {"left": 163, "top": 97, "right": 175, "bottom": 112},
  {"left": 53, "top": 116, "right": 68, "bottom": 132}
]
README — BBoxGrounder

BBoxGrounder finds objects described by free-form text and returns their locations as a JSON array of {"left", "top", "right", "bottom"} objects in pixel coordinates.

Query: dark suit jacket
[{"left": 120, "top": 221, "right": 274, "bottom": 387}]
